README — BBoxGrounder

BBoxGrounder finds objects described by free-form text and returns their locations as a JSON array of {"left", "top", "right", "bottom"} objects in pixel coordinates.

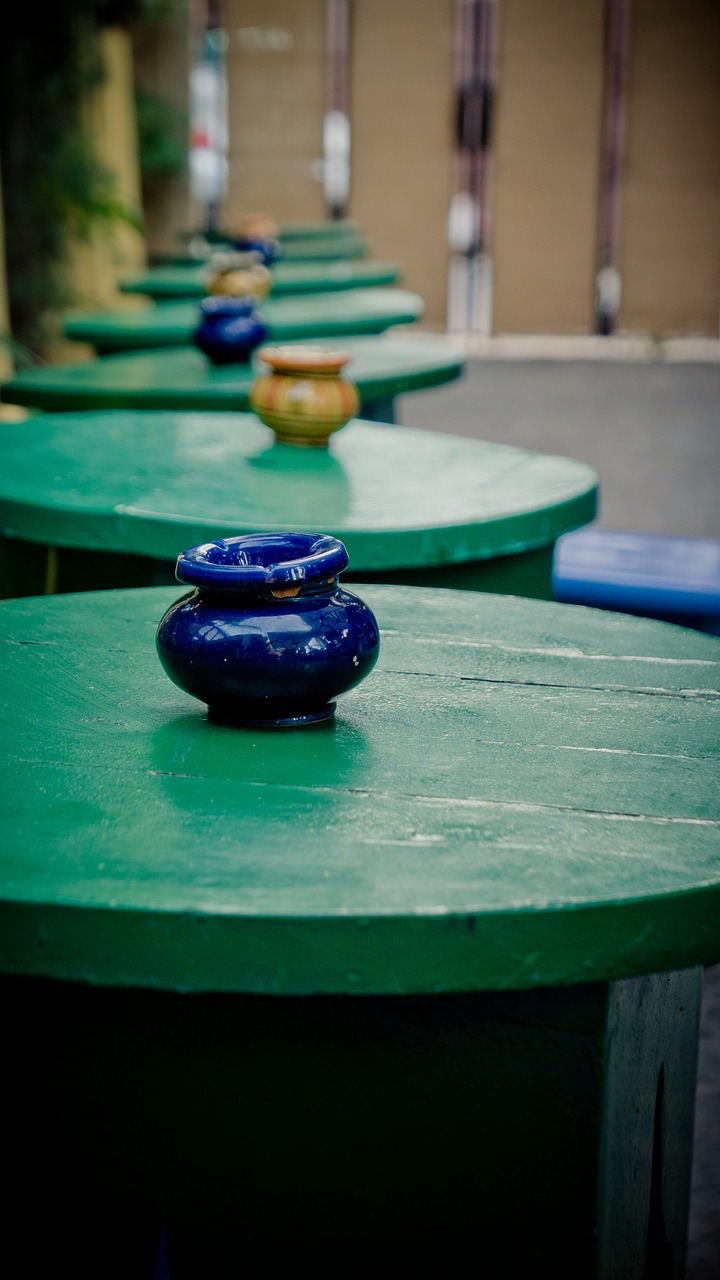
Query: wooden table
[
  {"left": 187, "top": 218, "right": 360, "bottom": 243},
  {"left": 63, "top": 289, "right": 423, "bottom": 354},
  {"left": 0, "top": 412, "right": 597, "bottom": 598},
  {"left": 150, "top": 232, "right": 369, "bottom": 268},
  {"left": 275, "top": 217, "right": 359, "bottom": 240},
  {"left": 119, "top": 260, "right": 402, "bottom": 300},
  {"left": 1, "top": 335, "right": 462, "bottom": 423},
  {"left": 1, "top": 585, "right": 717, "bottom": 1274}
]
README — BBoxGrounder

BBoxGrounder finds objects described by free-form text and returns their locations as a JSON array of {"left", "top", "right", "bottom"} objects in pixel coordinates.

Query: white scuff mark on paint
[
  {"left": 398, "top": 635, "right": 719, "bottom": 666},
  {"left": 478, "top": 739, "right": 710, "bottom": 762}
]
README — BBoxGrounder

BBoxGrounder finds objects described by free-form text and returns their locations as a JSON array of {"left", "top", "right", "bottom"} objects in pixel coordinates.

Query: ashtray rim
[
  {"left": 198, "top": 294, "right": 259, "bottom": 317},
  {"left": 175, "top": 531, "right": 349, "bottom": 590}
]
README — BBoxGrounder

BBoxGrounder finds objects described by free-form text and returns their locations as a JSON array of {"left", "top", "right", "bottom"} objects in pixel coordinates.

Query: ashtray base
[{"left": 207, "top": 701, "right": 337, "bottom": 728}]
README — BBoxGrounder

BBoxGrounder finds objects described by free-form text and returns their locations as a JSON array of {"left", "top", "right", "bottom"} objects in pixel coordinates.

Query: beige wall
[
  {"left": 217, "top": 1, "right": 720, "bottom": 335},
  {"left": 491, "top": 0, "right": 606, "bottom": 333},
  {"left": 349, "top": 0, "right": 455, "bottom": 328},
  {"left": 617, "top": 0, "right": 720, "bottom": 335},
  {"left": 0, "top": 155, "right": 10, "bottom": 377},
  {"left": 67, "top": 26, "right": 145, "bottom": 311},
  {"left": 225, "top": 0, "right": 327, "bottom": 226},
  {"left": 94, "top": 27, "right": 145, "bottom": 271}
]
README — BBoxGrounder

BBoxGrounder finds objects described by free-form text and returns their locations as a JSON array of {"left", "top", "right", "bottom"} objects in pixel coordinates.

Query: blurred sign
[
  {"left": 236, "top": 27, "right": 294, "bottom": 52},
  {"left": 190, "top": 26, "right": 228, "bottom": 216}
]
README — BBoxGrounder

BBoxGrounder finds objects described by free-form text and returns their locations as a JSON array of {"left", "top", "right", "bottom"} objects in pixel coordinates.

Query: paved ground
[
  {"left": 400, "top": 354, "right": 720, "bottom": 1278},
  {"left": 399, "top": 357, "right": 720, "bottom": 535}
]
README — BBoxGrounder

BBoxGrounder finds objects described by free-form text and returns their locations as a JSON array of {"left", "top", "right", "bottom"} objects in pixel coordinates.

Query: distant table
[
  {"left": 1, "top": 335, "right": 463, "bottom": 423},
  {"left": 0, "top": 412, "right": 598, "bottom": 598},
  {"left": 276, "top": 217, "right": 359, "bottom": 240},
  {"left": 119, "top": 259, "right": 402, "bottom": 300},
  {"left": 192, "top": 218, "right": 360, "bottom": 243},
  {"left": 63, "top": 289, "right": 423, "bottom": 354},
  {"left": 150, "top": 233, "right": 369, "bottom": 268},
  {"left": 1, "top": 585, "right": 717, "bottom": 1272}
]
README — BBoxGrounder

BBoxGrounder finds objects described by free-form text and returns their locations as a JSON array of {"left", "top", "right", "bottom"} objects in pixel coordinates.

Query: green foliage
[
  {"left": 0, "top": 2, "right": 143, "bottom": 353},
  {"left": 41, "top": 131, "right": 143, "bottom": 242},
  {"left": 0, "top": 332, "right": 43, "bottom": 371},
  {"left": 135, "top": 87, "right": 187, "bottom": 178}
]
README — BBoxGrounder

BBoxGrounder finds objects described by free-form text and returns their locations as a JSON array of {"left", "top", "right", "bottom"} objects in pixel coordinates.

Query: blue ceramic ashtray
[
  {"left": 193, "top": 295, "right": 268, "bottom": 365},
  {"left": 232, "top": 236, "right": 281, "bottom": 265},
  {"left": 156, "top": 533, "right": 380, "bottom": 727}
]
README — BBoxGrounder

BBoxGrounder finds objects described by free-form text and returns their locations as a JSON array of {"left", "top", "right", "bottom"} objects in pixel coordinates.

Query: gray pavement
[
  {"left": 399, "top": 358, "right": 720, "bottom": 535},
  {"left": 401, "top": 356, "right": 720, "bottom": 1279}
]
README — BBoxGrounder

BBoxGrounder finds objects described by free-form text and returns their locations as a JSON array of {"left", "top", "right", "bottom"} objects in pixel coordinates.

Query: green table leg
[
  {"left": 350, "top": 544, "right": 556, "bottom": 598},
  {"left": 0, "top": 538, "right": 174, "bottom": 598},
  {"left": 360, "top": 396, "right": 397, "bottom": 424},
  {"left": 2, "top": 968, "right": 700, "bottom": 1275}
]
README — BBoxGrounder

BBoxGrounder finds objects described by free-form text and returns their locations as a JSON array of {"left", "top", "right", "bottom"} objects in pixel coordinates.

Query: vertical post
[
  {"left": 190, "top": 0, "right": 229, "bottom": 236},
  {"left": 595, "top": 0, "right": 631, "bottom": 335},
  {"left": 325, "top": 0, "right": 352, "bottom": 220},
  {"left": 448, "top": 0, "right": 496, "bottom": 336}
]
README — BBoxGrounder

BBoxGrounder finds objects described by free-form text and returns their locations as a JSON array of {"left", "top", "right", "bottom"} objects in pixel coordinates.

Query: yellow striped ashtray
[
  {"left": 207, "top": 263, "right": 272, "bottom": 300},
  {"left": 249, "top": 346, "right": 360, "bottom": 448}
]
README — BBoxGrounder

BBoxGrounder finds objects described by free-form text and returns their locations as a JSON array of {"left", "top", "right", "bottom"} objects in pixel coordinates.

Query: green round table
[
  {"left": 0, "top": 411, "right": 598, "bottom": 598},
  {"left": 275, "top": 217, "right": 359, "bottom": 240},
  {"left": 1, "top": 335, "right": 462, "bottom": 423},
  {"left": 1, "top": 585, "right": 717, "bottom": 1272},
  {"left": 63, "top": 288, "right": 423, "bottom": 354},
  {"left": 120, "top": 259, "right": 402, "bottom": 300},
  {"left": 150, "top": 232, "right": 369, "bottom": 268},
  {"left": 196, "top": 218, "right": 359, "bottom": 243}
]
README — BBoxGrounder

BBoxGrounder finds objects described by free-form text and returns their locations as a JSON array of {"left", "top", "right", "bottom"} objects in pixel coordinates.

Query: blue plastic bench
[{"left": 553, "top": 528, "right": 720, "bottom": 634}]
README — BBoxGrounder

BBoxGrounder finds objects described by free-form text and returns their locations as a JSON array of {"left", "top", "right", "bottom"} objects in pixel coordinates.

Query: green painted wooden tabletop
[
  {"left": 1, "top": 336, "right": 463, "bottom": 414},
  {"left": 150, "top": 235, "right": 368, "bottom": 267},
  {"left": 193, "top": 219, "right": 359, "bottom": 243},
  {"left": 63, "top": 289, "right": 423, "bottom": 353},
  {"left": 256, "top": 235, "right": 368, "bottom": 261},
  {"left": 0, "top": 585, "right": 717, "bottom": 994},
  {"left": 119, "top": 260, "right": 402, "bottom": 300},
  {"left": 0, "top": 413, "right": 598, "bottom": 567},
  {"left": 275, "top": 218, "right": 359, "bottom": 240}
]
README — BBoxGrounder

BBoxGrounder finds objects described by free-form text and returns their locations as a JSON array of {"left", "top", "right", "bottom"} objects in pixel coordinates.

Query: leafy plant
[{"left": 135, "top": 86, "right": 187, "bottom": 178}]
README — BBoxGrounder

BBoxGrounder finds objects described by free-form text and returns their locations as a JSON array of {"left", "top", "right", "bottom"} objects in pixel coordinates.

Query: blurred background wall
[
  {"left": 1, "top": 0, "right": 719, "bottom": 350},
  {"left": 201, "top": 0, "right": 720, "bottom": 336},
  {"left": 616, "top": 0, "right": 720, "bottom": 336},
  {"left": 349, "top": 0, "right": 455, "bottom": 329},
  {"left": 490, "top": 0, "right": 606, "bottom": 334},
  {"left": 226, "top": 0, "right": 327, "bottom": 222},
  {"left": 132, "top": 0, "right": 199, "bottom": 256}
]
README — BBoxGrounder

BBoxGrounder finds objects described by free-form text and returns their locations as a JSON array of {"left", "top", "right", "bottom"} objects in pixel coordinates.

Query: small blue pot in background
[
  {"left": 156, "top": 533, "right": 381, "bottom": 727},
  {"left": 232, "top": 236, "right": 281, "bottom": 265},
  {"left": 193, "top": 295, "right": 269, "bottom": 365}
]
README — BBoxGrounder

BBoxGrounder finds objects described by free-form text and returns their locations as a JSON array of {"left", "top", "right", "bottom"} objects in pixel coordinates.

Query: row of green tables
[
  {"left": 121, "top": 258, "right": 402, "bottom": 300},
  {"left": 152, "top": 223, "right": 369, "bottom": 268},
  {"left": 1, "top": 245, "right": 718, "bottom": 1274},
  {"left": 3, "top": 335, "right": 460, "bottom": 424}
]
